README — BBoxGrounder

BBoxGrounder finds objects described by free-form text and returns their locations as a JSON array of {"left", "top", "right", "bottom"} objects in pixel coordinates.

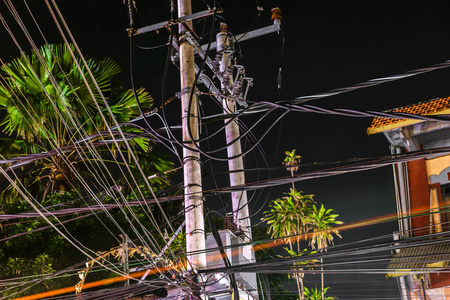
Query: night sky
[{"left": 2, "top": 0, "right": 450, "bottom": 298}]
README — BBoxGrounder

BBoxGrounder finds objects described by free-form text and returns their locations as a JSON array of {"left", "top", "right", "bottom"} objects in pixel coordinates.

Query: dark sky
[{"left": 2, "top": 0, "right": 450, "bottom": 298}]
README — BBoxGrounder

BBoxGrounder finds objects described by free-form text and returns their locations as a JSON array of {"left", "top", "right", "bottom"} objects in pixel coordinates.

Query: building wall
[
  {"left": 430, "top": 271, "right": 450, "bottom": 289},
  {"left": 378, "top": 121, "right": 450, "bottom": 298},
  {"left": 407, "top": 158, "right": 431, "bottom": 237}
]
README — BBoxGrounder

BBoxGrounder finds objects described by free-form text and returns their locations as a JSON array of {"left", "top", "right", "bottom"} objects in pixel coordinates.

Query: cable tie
[
  {"left": 189, "top": 229, "right": 206, "bottom": 235},
  {"left": 184, "top": 196, "right": 204, "bottom": 203},
  {"left": 185, "top": 183, "right": 202, "bottom": 189},
  {"left": 179, "top": 86, "right": 193, "bottom": 96},
  {"left": 183, "top": 155, "right": 202, "bottom": 164}
]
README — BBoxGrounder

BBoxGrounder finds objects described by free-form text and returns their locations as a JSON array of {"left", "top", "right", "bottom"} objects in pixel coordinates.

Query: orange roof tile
[{"left": 367, "top": 96, "right": 450, "bottom": 135}]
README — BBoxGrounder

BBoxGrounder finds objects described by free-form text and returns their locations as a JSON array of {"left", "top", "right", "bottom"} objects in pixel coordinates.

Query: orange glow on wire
[{"left": 14, "top": 266, "right": 175, "bottom": 300}]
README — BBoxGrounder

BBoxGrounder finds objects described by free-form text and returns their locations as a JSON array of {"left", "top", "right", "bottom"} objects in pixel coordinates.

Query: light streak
[
  {"left": 202, "top": 204, "right": 446, "bottom": 264},
  {"left": 14, "top": 265, "right": 176, "bottom": 300},
  {"left": 253, "top": 204, "right": 448, "bottom": 253}
]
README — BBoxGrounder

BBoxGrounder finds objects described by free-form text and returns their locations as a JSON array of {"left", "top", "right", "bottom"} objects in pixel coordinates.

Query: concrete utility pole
[
  {"left": 216, "top": 26, "right": 252, "bottom": 242},
  {"left": 178, "top": 0, "right": 207, "bottom": 271},
  {"left": 132, "top": 6, "right": 281, "bottom": 297}
]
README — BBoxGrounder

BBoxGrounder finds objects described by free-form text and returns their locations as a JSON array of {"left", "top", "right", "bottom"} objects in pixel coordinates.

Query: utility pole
[
  {"left": 178, "top": 0, "right": 207, "bottom": 273},
  {"left": 216, "top": 25, "right": 252, "bottom": 242},
  {"left": 131, "top": 5, "right": 281, "bottom": 298}
]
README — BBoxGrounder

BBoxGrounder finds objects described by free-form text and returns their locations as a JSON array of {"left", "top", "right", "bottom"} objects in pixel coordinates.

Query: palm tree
[
  {"left": 0, "top": 43, "right": 172, "bottom": 201},
  {"left": 265, "top": 150, "right": 342, "bottom": 300},
  {"left": 307, "top": 204, "right": 342, "bottom": 300},
  {"left": 304, "top": 286, "right": 337, "bottom": 300},
  {"left": 263, "top": 188, "right": 315, "bottom": 300},
  {"left": 283, "top": 149, "right": 301, "bottom": 189},
  {"left": 264, "top": 149, "right": 311, "bottom": 299}
]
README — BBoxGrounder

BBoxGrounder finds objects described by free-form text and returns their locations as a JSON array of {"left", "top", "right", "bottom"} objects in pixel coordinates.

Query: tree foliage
[
  {"left": 0, "top": 43, "right": 172, "bottom": 202},
  {"left": 304, "top": 286, "right": 337, "bottom": 300},
  {"left": 307, "top": 204, "right": 343, "bottom": 251},
  {"left": 262, "top": 150, "right": 342, "bottom": 300},
  {"left": 264, "top": 189, "right": 314, "bottom": 247},
  {"left": 0, "top": 44, "right": 179, "bottom": 297},
  {"left": 283, "top": 149, "right": 301, "bottom": 175}
]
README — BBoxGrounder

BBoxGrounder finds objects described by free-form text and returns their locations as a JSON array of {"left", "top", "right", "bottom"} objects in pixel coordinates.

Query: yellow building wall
[{"left": 425, "top": 154, "right": 450, "bottom": 179}]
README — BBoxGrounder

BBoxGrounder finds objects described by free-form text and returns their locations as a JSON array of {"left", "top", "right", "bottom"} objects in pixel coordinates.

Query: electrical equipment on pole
[
  {"left": 216, "top": 23, "right": 252, "bottom": 244},
  {"left": 132, "top": 4, "right": 282, "bottom": 298}
]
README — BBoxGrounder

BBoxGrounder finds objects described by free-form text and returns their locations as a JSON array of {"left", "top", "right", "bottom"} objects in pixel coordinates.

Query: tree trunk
[
  {"left": 291, "top": 170, "right": 295, "bottom": 190},
  {"left": 321, "top": 257, "right": 324, "bottom": 300},
  {"left": 295, "top": 240, "right": 304, "bottom": 300},
  {"left": 299, "top": 274, "right": 304, "bottom": 300},
  {"left": 319, "top": 242, "right": 324, "bottom": 300}
]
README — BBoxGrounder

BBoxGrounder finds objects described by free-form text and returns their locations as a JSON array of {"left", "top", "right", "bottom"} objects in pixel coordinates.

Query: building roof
[
  {"left": 386, "top": 242, "right": 450, "bottom": 278},
  {"left": 367, "top": 96, "right": 450, "bottom": 135}
]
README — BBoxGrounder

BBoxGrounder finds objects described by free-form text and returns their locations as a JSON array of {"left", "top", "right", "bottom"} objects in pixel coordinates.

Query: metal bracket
[
  {"left": 200, "top": 24, "right": 279, "bottom": 52},
  {"left": 134, "top": 8, "right": 220, "bottom": 36}
]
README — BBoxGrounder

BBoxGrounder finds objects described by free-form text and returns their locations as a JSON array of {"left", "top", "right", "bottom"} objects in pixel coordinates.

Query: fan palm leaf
[{"left": 0, "top": 43, "right": 171, "bottom": 202}]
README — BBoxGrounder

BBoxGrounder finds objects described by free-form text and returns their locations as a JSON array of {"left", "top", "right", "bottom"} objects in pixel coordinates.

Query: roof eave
[
  {"left": 367, "top": 108, "right": 450, "bottom": 135},
  {"left": 367, "top": 119, "right": 421, "bottom": 135}
]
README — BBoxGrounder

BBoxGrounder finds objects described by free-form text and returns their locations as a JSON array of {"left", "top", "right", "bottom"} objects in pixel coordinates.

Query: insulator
[
  {"left": 277, "top": 67, "right": 282, "bottom": 90},
  {"left": 213, "top": 52, "right": 223, "bottom": 74},
  {"left": 232, "top": 78, "right": 244, "bottom": 96},
  {"left": 212, "top": 62, "right": 219, "bottom": 75},
  {"left": 220, "top": 22, "right": 228, "bottom": 32},
  {"left": 170, "top": 0, "right": 175, "bottom": 18},
  {"left": 271, "top": 7, "right": 282, "bottom": 22},
  {"left": 127, "top": 0, "right": 135, "bottom": 28},
  {"left": 215, "top": 52, "right": 223, "bottom": 63},
  {"left": 225, "top": 66, "right": 234, "bottom": 77},
  {"left": 224, "top": 80, "right": 232, "bottom": 90}
]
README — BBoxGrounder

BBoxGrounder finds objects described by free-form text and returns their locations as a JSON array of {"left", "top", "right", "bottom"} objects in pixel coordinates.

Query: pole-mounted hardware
[
  {"left": 134, "top": 8, "right": 221, "bottom": 36},
  {"left": 271, "top": 7, "right": 282, "bottom": 32},
  {"left": 126, "top": 0, "right": 136, "bottom": 36}
]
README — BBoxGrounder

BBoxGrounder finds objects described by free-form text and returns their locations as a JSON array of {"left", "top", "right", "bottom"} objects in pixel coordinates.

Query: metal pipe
[{"left": 395, "top": 146, "right": 411, "bottom": 238}]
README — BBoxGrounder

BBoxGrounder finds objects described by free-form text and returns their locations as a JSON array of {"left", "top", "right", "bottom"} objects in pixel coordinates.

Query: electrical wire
[
  {"left": 4, "top": 145, "right": 450, "bottom": 231},
  {"left": 0, "top": 0, "right": 186, "bottom": 288},
  {"left": 2, "top": 1, "right": 450, "bottom": 298},
  {"left": 0, "top": 4, "right": 133, "bottom": 256},
  {"left": 124, "top": 0, "right": 189, "bottom": 281},
  {"left": 204, "top": 146, "right": 450, "bottom": 194},
  {"left": 3, "top": 0, "right": 162, "bottom": 262},
  {"left": 47, "top": 0, "right": 183, "bottom": 270}
]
